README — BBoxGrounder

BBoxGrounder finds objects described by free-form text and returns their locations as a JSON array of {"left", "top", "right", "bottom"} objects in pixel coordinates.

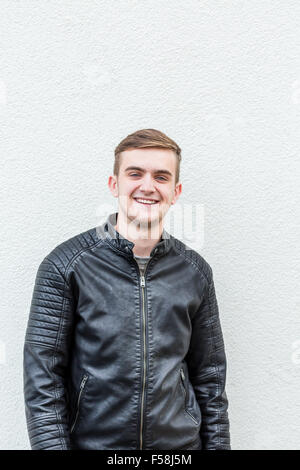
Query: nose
[{"left": 139, "top": 173, "right": 156, "bottom": 193}]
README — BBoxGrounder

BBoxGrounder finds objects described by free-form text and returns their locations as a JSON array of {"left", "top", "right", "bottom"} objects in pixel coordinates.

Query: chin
[
  {"left": 128, "top": 209, "right": 160, "bottom": 225},
  {"left": 137, "top": 213, "right": 158, "bottom": 223}
]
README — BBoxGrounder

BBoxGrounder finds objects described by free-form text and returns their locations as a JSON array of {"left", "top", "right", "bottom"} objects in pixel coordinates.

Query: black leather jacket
[{"left": 23, "top": 212, "right": 230, "bottom": 450}]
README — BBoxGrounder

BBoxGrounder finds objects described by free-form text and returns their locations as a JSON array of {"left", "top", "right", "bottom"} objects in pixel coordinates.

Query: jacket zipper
[
  {"left": 180, "top": 367, "right": 199, "bottom": 425},
  {"left": 133, "top": 259, "right": 151, "bottom": 450},
  {"left": 180, "top": 367, "right": 188, "bottom": 403},
  {"left": 70, "top": 374, "right": 88, "bottom": 433},
  {"left": 140, "top": 272, "right": 146, "bottom": 450}
]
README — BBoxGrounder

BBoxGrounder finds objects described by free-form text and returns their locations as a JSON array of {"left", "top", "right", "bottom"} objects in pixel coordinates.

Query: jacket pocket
[
  {"left": 179, "top": 366, "right": 200, "bottom": 425},
  {"left": 70, "top": 373, "right": 89, "bottom": 434}
]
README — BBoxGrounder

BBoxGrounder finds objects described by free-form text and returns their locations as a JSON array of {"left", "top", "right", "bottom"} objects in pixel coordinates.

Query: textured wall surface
[{"left": 1, "top": 0, "right": 300, "bottom": 450}]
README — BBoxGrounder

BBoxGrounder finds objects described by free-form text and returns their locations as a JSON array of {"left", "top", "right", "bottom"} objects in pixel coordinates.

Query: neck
[{"left": 114, "top": 211, "right": 164, "bottom": 257}]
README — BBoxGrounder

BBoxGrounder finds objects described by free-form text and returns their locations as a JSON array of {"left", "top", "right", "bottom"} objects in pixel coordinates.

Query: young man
[{"left": 23, "top": 129, "right": 231, "bottom": 450}]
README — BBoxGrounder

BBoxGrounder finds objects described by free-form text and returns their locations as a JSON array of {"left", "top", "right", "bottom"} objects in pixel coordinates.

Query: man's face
[{"left": 108, "top": 148, "right": 182, "bottom": 234}]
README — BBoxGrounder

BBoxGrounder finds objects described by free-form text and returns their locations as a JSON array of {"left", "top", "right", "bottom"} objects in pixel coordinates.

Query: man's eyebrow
[{"left": 124, "top": 166, "right": 172, "bottom": 177}]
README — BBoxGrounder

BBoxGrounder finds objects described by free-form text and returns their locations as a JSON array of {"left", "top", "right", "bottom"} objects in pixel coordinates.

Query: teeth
[{"left": 135, "top": 198, "right": 158, "bottom": 205}]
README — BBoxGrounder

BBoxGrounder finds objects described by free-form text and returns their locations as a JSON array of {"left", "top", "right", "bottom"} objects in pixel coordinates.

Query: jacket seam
[
  {"left": 65, "top": 238, "right": 106, "bottom": 280},
  {"left": 207, "top": 278, "right": 221, "bottom": 448},
  {"left": 25, "top": 341, "right": 55, "bottom": 351},
  {"left": 45, "top": 238, "right": 105, "bottom": 288},
  {"left": 103, "top": 238, "right": 132, "bottom": 258},
  {"left": 172, "top": 243, "right": 212, "bottom": 286},
  {"left": 46, "top": 258, "right": 68, "bottom": 450},
  {"left": 27, "top": 413, "right": 57, "bottom": 426}
]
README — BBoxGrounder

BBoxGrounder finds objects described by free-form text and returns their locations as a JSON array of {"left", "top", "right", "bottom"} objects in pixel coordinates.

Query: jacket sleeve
[
  {"left": 186, "top": 269, "right": 231, "bottom": 450},
  {"left": 23, "top": 256, "right": 74, "bottom": 450}
]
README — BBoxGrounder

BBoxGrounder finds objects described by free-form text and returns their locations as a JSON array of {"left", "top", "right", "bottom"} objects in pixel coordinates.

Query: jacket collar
[{"left": 96, "top": 212, "right": 171, "bottom": 257}]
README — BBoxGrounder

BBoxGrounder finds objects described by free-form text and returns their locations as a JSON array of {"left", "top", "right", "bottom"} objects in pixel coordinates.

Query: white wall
[{"left": 1, "top": 0, "right": 300, "bottom": 450}]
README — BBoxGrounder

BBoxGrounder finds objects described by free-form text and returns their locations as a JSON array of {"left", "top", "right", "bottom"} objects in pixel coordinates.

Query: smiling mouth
[{"left": 134, "top": 198, "right": 160, "bottom": 206}]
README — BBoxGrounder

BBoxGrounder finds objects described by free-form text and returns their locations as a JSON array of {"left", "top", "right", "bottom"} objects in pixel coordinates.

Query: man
[{"left": 23, "top": 128, "right": 231, "bottom": 450}]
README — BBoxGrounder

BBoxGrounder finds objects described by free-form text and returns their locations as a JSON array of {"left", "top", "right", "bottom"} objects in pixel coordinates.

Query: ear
[
  {"left": 171, "top": 182, "right": 182, "bottom": 205},
  {"left": 108, "top": 175, "right": 119, "bottom": 198}
]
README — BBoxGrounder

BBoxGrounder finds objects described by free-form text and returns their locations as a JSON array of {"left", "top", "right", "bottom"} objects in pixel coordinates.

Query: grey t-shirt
[{"left": 134, "top": 254, "right": 151, "bottom": 275}]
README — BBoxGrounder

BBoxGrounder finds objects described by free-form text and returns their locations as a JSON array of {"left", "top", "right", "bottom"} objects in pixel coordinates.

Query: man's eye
[{"left": 129, "top": 173, "right": 167, "bottom": 181}]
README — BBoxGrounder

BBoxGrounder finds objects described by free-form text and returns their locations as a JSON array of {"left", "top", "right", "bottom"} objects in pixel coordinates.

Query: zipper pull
[
  {"left": 80, "top": 375, "right": 88, "bottom": 389},
  {"left": 140, "top": 275, "right": 145, "bottom": 287},
  {"left": 180, "top": 367, "right": 185, "bottom": 381}
]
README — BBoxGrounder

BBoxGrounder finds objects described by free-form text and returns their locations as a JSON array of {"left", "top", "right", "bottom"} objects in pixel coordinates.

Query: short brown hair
[{"left": 114, "top": 128, "right": 181, "bottom": 184}]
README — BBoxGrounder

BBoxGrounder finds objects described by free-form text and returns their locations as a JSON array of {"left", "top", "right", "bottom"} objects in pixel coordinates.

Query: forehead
[{"left": 120, "top": 148, "right": 176, "bottom": 174}]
